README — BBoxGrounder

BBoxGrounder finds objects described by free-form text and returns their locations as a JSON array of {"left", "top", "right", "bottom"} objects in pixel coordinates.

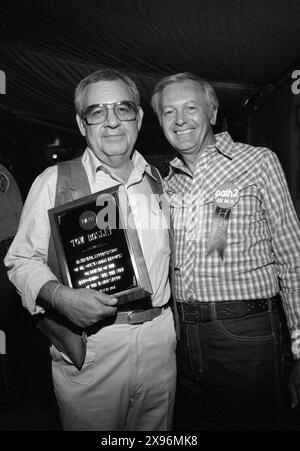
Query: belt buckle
[
  {"left": 179, "top": 304, "right": 195, "bottom": 323},
  {"left": 128, "top": 309, "right": 152, "bottom": 325},
  {"left": 218, "top": 301, "right": 248, "bottom": 319},
  {"left": 180, "top": 303, "right": 212, "bottom": 323}
]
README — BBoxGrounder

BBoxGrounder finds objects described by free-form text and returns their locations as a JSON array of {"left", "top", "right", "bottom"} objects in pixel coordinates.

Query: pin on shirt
[{"left": 207, "top": 182, "right": 240, "bottom": 259}]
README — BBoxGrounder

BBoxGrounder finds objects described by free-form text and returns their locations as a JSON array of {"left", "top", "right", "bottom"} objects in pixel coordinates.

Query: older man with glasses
[{"left": 5, "top": 68, "right": 176, "bottom": 431}]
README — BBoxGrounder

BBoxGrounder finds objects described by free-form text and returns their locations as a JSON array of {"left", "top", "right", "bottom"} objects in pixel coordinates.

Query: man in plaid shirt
[{"left": 151, "top": 72, "right": 300, "bottom": 430}]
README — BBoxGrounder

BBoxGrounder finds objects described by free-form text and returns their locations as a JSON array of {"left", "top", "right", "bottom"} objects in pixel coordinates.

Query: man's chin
[
  {"left": 93, "top": 147, "right": 133, "bottom": 162},
  {"left": 174, "top": 143, "right": 196, "bottom": 153}
]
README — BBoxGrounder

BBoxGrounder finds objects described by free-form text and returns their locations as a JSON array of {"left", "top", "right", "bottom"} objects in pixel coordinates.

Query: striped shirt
[
  {"left": 5, "top": 148, "right": 170, "bottom": 314},
  {"left": 165, "top": 132, "right": 300, "bottom": 335}
]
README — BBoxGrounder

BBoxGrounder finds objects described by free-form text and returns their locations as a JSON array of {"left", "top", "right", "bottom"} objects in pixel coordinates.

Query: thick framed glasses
[{"left": 83, "top": 101, "right": 138, "bottom": 125}]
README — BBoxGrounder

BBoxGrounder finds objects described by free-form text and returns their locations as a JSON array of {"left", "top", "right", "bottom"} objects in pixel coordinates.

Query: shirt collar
[
  {"left": 132, "top": 150, "right": 157, "bottom": 180},
  {"left": 213, "top": 131, "right": 235, "bottom": 159},
  {"left": 166, "top": 131, "right": 235, "bottom": 179},
  {"left": 81, "top": 147, "right": 155, "bottom": 183}
]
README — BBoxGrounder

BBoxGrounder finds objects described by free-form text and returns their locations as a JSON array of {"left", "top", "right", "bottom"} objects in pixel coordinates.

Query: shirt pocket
[{"left": 230, "top": 182, "right": 266, "bottom": 229}]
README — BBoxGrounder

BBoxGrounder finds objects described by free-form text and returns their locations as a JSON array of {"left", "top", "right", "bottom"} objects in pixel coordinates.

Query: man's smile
[
  {"left": 102, "top": 133, "right": 125, "bottom": 138},
  {"left": 175, "top": 128, "right": 195, "bottom": 135}
]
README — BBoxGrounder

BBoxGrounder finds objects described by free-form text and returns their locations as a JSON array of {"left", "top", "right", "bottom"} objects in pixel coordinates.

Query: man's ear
[
  {"left": 76, "top": 114, "right": 86, "bottom": 137},
  {"left": 158, "top": 113, "right": 163, "bottom": 127},
  {"left": 137, "top": 107, "right": 144, "bottom": 131},
  {"left": 210, "top": 107, "right": 218, "bottom": 126}
]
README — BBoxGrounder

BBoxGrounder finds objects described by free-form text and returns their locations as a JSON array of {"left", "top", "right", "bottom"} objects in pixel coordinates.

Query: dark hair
[{"left": 75, "top": 68, "right": 140, "bottom": 116}]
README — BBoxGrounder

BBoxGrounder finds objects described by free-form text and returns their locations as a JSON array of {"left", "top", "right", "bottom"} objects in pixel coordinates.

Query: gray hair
[
  {"left": 151, "top": 72, "right": 219, "bottom": 119},
  {"left": 75, "top": 68, "right": 140, "bottom": 117}
]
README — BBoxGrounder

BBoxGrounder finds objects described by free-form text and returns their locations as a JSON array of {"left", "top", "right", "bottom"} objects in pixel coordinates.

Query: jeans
[{"left": 174, "top": 305, "right": 285, "bottom": 430}]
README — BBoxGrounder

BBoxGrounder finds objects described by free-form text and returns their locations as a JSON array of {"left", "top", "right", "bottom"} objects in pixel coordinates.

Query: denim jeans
[{"left": 174, "top": 305, "right": 285, "bottom": 430}]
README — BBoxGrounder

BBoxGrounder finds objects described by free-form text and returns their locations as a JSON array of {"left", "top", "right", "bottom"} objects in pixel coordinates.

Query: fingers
[
  {"left": 61, "top": 288, "right": 119, "bottom": 328},
  {"left": 99, "top": 303, "right": 118, "bottom": 316},
  {"left": 94, "top": 291, "right": 118, "bottom": 306}
]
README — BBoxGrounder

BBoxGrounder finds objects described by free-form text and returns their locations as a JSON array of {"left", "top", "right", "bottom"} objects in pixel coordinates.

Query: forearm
[
  {"left": 5, "top": 251, "right": 59, "bottom": 314},
  {"left": 37, "top": 280, "right": 63, "bottom": 309},
  {"left": 261, "top": 150, "right": 300, "bottom": 356},
  {"left": 37, "top": 280, "right": 74, "bottom": 319}
]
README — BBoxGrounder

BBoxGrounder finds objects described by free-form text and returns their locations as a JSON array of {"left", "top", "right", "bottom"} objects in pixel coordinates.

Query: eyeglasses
[{"left": 83, "top": 101, "right": 138, "bottom": 125}]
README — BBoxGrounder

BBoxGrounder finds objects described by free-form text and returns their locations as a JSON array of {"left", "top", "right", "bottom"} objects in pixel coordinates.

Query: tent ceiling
[{"left": 1, "top": 0, "right": 300, "bottom": 134}]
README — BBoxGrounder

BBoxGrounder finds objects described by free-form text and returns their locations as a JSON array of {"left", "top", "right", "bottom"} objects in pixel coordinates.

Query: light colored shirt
[
  {"left": 166, "top": 132, "right": 300, "bottom": 338},
  {"left": 0, "top": 164, "right": 23, "bottom": 241},
  {"left": 5, "top": 148, "right": 170, "bottom": 314}
]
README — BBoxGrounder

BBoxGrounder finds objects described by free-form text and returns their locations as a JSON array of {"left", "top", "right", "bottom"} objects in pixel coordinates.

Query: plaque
[{"left": 48, "top": 186, "right": 153, "bottom": 305}]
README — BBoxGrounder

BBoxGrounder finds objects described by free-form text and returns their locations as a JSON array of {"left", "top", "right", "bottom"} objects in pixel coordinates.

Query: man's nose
[
  {"left": 175, "top": 109, "right": 187, "bottom": 125},
  {"left": 105, "top": 107, "right": 120, "bottom": 127}
]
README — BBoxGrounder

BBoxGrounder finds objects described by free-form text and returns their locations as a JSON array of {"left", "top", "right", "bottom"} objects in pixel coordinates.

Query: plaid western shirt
[{"left": 165, "top": 132, "right": 300, "bottom": 341}]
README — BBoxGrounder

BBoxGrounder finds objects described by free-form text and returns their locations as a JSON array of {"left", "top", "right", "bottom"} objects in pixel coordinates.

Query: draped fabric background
[
  {"left": 247, "top": 80, "right": 293, "bottom": 181},
  {"left": 1, "top": 0, "right": 300, "bottom": 128},
  {"left": 1, "top": 0, "right": 300, "bottom": 205}
]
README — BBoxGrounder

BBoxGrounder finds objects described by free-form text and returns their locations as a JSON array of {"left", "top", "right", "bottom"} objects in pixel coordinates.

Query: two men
[
  {"left": 151, "top": 72, "right": 300, "bottom": 430},
  {"left": 5, "top": 69, "right": 176, "bottom": 431},
  {"left": 6, "top": 67, "right": 300, "bottom": 431}
]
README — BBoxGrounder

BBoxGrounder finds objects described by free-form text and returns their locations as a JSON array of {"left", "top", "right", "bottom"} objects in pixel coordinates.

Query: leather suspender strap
[
  {"left": 55, "top": 158, "right": 91, "bottom": 206},
  {"left": 47, "top": 158, "right": 91, "bottom": 281},
  {"left": 37, "top": 158, "right": 91, "bottom": 370}
]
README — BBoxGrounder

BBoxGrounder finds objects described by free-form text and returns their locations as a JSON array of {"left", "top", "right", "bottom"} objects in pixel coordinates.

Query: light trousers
[{"left": 50, "top": 307, "right": 177, "bottom": 431}]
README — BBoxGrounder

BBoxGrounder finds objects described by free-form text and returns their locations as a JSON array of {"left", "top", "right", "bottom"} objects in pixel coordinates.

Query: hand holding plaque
[
  {"left": 48, "top": 185, "right": 153, "bottom": 305},
  {"left": 51, "top": 285, "right": 119, "bottom": 329}
]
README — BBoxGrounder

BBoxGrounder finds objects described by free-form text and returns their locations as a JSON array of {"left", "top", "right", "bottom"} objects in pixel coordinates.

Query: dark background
[
  {"left": 1, "top": 0, "right": 300, "bottom": 198},
  {"left": 1, "top": 0, "right": 300, "bottom": 430}
]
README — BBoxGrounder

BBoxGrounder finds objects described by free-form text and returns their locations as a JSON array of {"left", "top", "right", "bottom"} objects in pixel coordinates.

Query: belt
[
  {"left": 177, "top": 295, "right": 280, "bottom": 323},
  {"left": 89, "top": 297, "right": 168, "bottom": 329},
  {"left": 87, "top": 299, "right": 168, "bottom": 334},
  {"left": 113, "top": 306, "right": 166, "bottom": 325}
]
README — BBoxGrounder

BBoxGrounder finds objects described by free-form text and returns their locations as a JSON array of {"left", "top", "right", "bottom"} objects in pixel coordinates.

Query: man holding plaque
[
  {"left": 5, "top": 68, "right": 176, "bottom": 431},
  {"left": 151, "top": 72, "right": 300, "bottom": 430}
]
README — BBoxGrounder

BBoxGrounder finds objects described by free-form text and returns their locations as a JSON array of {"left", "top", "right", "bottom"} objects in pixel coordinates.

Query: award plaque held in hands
[{"left": 48, "top": 185, "right": 153, "bottom": 304}]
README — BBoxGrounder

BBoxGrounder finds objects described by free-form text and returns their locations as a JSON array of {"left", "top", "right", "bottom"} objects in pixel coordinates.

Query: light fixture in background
[
  {"left": 46, "top": 137, "right": 61, "bottom": 148},
  {"left": 43, "top": 136, "right": 62, "bottom": 165},
  {"left": 42, "top": 135, "right": 84, "bottom": 165},
  {"left": 243, "top": 97, "right": 250, "bottom": 107}
]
